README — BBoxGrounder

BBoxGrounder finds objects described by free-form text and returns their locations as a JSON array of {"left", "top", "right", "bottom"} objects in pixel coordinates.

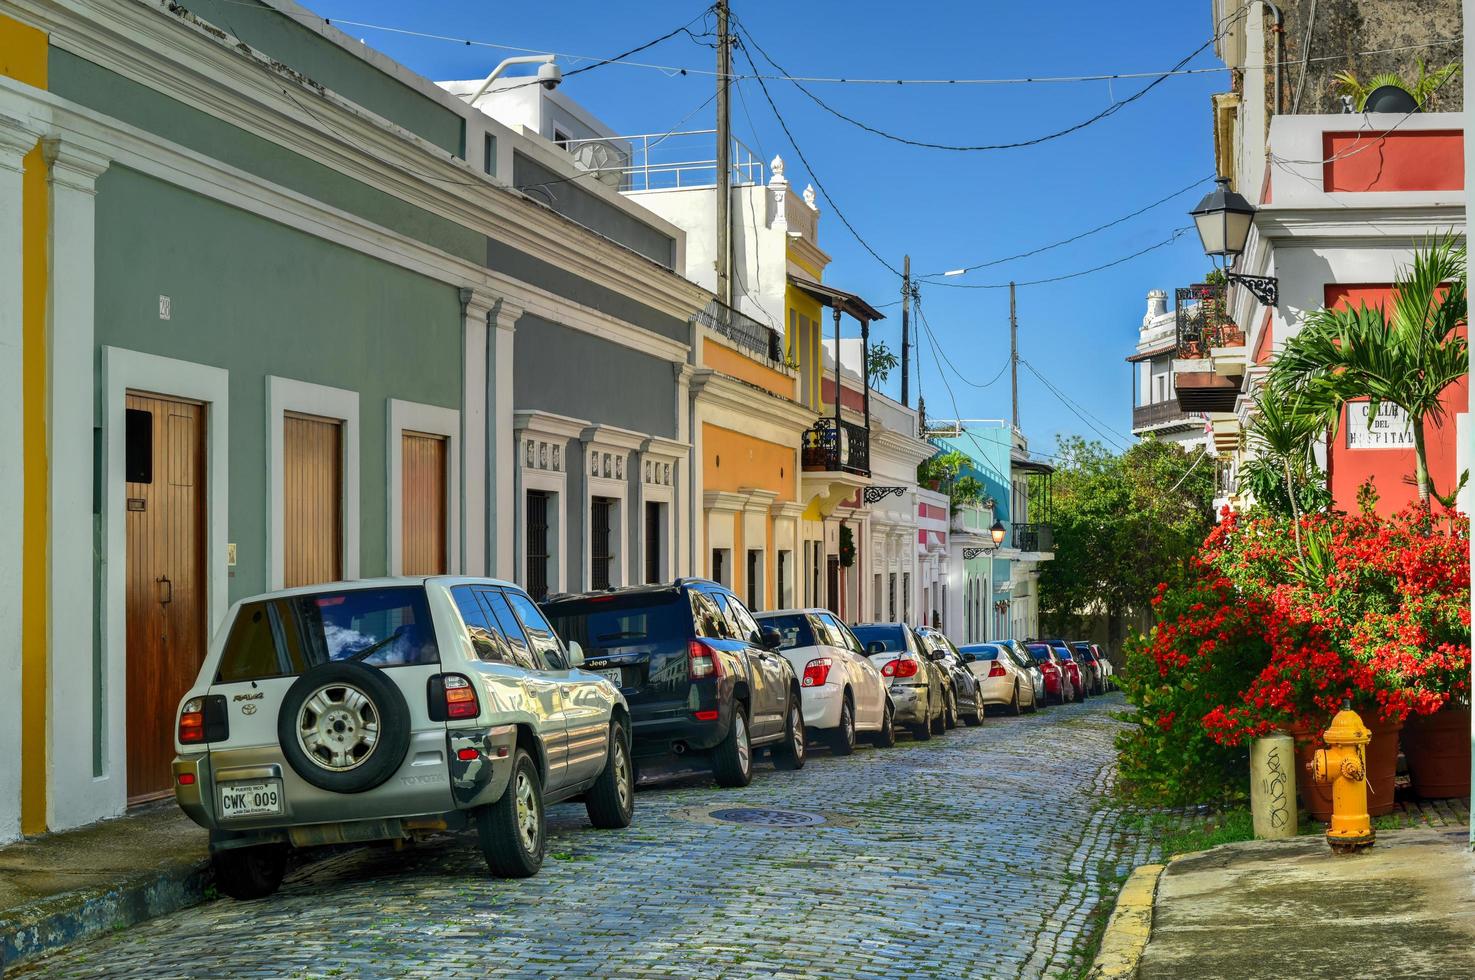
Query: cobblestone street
[{"left": 22, "top": 696, "right": 1163, "bottom": 979}]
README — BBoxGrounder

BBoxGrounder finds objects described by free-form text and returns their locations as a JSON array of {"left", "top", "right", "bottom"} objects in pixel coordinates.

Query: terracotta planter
[
  {"left": 1293, "top": 717, "right": 1402, "bottom": 821},
  {"left": 1402, "top": 706, "right": 1471, "bottom": 800}
]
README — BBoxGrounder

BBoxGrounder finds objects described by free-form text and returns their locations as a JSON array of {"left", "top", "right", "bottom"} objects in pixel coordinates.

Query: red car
[{"left": 1025, "top": 642, "right": 1078, "bottom": 704}]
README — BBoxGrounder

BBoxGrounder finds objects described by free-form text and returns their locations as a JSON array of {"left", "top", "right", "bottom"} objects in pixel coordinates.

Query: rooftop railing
[{"left": 562, "top": 129, "right": 765, "bottom": 192}]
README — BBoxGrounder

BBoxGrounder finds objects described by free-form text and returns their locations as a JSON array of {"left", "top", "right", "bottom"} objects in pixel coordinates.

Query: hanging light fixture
[
  {"left": 1188, "top": 177, "right": 1279, "bottom": 306},
  {"left": 990, "top": 520, "right": 1007, "bottom": 547}
]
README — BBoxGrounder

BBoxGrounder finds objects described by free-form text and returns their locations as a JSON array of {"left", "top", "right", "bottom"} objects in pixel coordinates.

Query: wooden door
[
  {"left": 125, "top": 393, "right": 207, "bottom": 802},
  {"left": 283, "top": 412, "right": 342, "bottom": 588},
  {"left": 401, "top": 431, "right": 447, "bottom": 575}
]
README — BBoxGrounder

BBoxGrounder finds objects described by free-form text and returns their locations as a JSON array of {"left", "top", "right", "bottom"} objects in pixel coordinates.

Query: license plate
[
  {"left": 595, "top": 667, "right": 623, "bottom": 688},
  {"left": 219, "top": 780, "right": 283, "bottom": 818}
]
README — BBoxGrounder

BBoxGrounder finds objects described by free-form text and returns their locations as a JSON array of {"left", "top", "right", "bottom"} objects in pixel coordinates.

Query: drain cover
[{"left": 707, "top": 806, "right": 827, "bottom": 827}]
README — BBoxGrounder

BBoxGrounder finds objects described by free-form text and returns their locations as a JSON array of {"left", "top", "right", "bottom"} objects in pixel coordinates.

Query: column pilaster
[{"left": 487, "top": 298, "right": 521, "bottom": 580}]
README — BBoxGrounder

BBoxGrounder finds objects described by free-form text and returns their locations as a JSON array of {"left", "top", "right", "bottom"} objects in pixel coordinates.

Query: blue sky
[{"left": 307, "top": 0, "right": 1225, "bottom": 459}]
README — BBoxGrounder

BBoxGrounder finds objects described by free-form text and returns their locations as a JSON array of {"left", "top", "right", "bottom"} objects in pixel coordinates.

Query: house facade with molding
[{"left": 0, "top": 0, "right": 705, "bottom": 843}]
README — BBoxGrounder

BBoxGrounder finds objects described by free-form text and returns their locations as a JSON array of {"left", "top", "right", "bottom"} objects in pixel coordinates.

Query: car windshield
[
  {"left": 755, "top": 613, "right": 816, "bottom": 650},
  {"left": 961, "top": 645, "right": 1000, "bottom": 660},
  {"left": 1027, "top": 644, "right": 1053, "bottom": 661},
  {"left": 1073, "top": 644, "right": 1094, "bottom": 659},
  {"left": 217, "top": 586, "right": 440, "bottom": 683},
  {"left": 542, "top": 593, "right": 687, "bottom": 649},
  {"left": 852, "top": 624, "right": 908, "bottom": 653},
  {"left": 1056, "top": 649, "right": 1075, "bottom": 661}
]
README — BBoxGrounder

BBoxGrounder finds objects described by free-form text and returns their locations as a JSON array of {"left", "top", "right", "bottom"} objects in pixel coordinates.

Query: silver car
[
  {"left": 850, "top": 622, "right": 946, "bottom": 740},
  {"left": 172, "top": 578, "right": 632, "bottom": 898}
]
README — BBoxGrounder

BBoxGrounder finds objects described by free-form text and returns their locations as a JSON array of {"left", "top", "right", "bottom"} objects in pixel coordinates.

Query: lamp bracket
[
  {"left": 863, "top": 486, "right": 907, "bottom": 505},
  {"left": 1227, "top": 272, "right": 1278, "bottom": 307},
  {"left": 962, "top": 547, "right": 991, "bottom": 560}
]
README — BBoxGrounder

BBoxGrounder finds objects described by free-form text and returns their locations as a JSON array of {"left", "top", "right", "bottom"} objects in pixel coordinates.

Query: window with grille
[
  {"left": 645, "top": 501, "right": 662, "bottom": 584},
  {"left": 776, "top": 550, "right": 790, "bottom": 609},
  {"left": 746, "top": 550, "right": 761, "bottom": 612},
  {"left": 591, "top": 496, "right": 613, "bottom": 590},
  {"left": 526, "top": 490, "right": 550, "bottom": 601},
  {"left": 888, "top": 572, "right": 897, "bottom": 622}
]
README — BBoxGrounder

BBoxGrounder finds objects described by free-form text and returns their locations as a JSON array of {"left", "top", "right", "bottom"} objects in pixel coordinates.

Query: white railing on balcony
[{"left": 560, "top": 129, "right": 764, "bottom": 193}]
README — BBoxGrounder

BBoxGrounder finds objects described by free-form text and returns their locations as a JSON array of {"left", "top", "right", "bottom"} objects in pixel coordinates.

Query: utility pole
[
  {"left": 1009, "top": 281, "right": 1019, "bottom": 429},
  {"left": 714, "top": 0, "right": 733, "bottom": 307},
  {"left": 900, "top": 255, "right": 911, "bottom": 407}
]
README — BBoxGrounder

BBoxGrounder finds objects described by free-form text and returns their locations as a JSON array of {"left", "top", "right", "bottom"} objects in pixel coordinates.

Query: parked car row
[{"left": 171, "top": 574, "right": 1112, "bottom": 901}]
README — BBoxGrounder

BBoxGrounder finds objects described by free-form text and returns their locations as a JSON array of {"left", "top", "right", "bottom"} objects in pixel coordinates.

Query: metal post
[
  {"left": 1009, "top": 281, "right": 1019, "bottom": 429},
  {"left": 833, "top": 306, "right": 842, "bottom": 434},
  {"left": 861, "top": 316, "right": 871, "bottom": 435},
  {"left": 900, "top": 255, "right": 911, "bottom": 407},
  {"left": 714, "top": 1, "right": 733, "bottom": 307}
]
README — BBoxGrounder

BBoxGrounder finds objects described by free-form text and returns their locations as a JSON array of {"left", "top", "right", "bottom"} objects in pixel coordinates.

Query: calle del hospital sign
[{"left": 1346, "top": 402, "right": 1415, "bottom": 449}]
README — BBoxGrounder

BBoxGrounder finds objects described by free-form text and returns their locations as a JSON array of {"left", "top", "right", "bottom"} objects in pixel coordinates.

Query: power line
[
  {"left": 1018, "top": 358, "right": 1130, "bottom": 450},
  {"left": 734, "top": 37, "right": 902, "bottom": 277},
  {"left": 735, "top": 17, "right": 1216, "bottom": 152},
  {"left": 212, "top": 0, "right": 1459, "bottom": 88},
  {"left": 914, "top": 301, "right": 1010, "bottom": 390},
  {"left": 917, "top": 176, "right": 1214, "bottom": 281},
  {"left": 931, "top": 227, "right": 1197, "bottom": 290}
]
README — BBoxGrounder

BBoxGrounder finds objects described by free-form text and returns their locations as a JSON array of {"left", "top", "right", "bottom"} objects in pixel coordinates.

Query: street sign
[{"left": 1345, "top": 402, "right": 1414, "bottom": 449}]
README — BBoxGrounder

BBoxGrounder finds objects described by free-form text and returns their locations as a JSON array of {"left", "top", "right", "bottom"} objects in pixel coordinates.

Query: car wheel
[
  {"left": 1009, "top": 683, "right": 1023, "bottom": 717},
  {"left": 772, "top": 696, "right": 807, "bottom": 771},
  {"left": 827, "top": 696, "right": 857, "bottom": 756},
  {"left": 712, "top": 703, "right": 753, "bottom": 787},
  {"left": 943, "top": 690, "right": 958, "bottom": 730},
  {"left": 585, "top": 720, "right": 634, "bottom": 830},
  {"left": 477, "top": 748, "right": 545, "bottom": 878},
  {"left": 210, "top": 843, "right": 287, "bottom": 900},
  {"left": 871, "top": 699, "right": 897, "bottom": 748},
  {"left": 1025, "top": 686, "right": 1039, "bottom": 714},
  {"left": 277, "top": 660, "right": 411, "bottom": 794},
  {"left": 930, "top": 696, "right": 948, "bottom": 735},
  {"left": 964, "top": 692, "right": 985, "bottom": 727}
]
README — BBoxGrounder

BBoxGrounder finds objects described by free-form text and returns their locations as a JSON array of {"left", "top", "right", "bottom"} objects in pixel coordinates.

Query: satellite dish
[
  {"left": 1363, "top": 85, "right": 1420, "bottom": 114},
  {"left": 569, "top": 140, "right": 626, "bottom": 189}
]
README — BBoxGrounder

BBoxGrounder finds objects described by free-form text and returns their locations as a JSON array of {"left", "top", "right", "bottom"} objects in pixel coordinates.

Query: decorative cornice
[
  {"left": 688, "top": 369, "right": 814, "bottom": 432},
  {"left": 21, "top": 0, "right": 711, "bottom": 322},
  {"left": 513, "top": 409, "right": 588, "bottom": 440},
  {"left": 640, "top": 436, "right": 690, "bottom": 460},
  {"left": 41, "top": 136, "right": 109, "bottom": 192},
  {"left": 580, "top": 424, "right": 649, "bottom": 452},
  {"left": 704, "top": 490, "right": 749, "bottom": 514},
  {"left": 738, "top": 487, "right": 779, "bottom": 513}
]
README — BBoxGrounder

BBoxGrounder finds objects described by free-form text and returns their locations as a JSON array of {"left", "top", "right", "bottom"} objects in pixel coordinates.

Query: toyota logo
[{"left": 241, "top": 703, "right": 258, "bottom": 716}]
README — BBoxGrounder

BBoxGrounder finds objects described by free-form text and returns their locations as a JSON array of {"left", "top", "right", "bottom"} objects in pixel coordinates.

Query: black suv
[{"left": 542, "top": 580, "right": 805, "bottom": 787}]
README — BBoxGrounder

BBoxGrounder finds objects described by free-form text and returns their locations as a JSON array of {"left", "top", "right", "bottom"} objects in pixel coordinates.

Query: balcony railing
[
  {"left": 694, "top": 299, "right": 784, "bottom": 365},
  {"left": 1132, "top": 400, "right": 1197, "bottom": 431},
  {"left": 1013, "top": 523, "right": 1054, "bottom": 552},
  {"left": 1175, "top": 283, "right": 1246, "bottom": 360},
  {"left": 802, "top": 419, "right": 870, "bottom": 476},
  {"left": 563, "top": 129, "right": 765, "bottom": 192}
]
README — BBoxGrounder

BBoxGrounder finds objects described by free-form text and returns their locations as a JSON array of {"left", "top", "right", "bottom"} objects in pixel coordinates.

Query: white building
[{"left": 1128, "top": 289, "right": 1212, "bottom": 451}]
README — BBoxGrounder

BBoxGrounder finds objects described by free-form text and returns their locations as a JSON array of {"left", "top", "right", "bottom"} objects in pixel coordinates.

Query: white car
[
  {"left": 1092, "top": 643, "right": 1116, "bottom": 690},
  {"left": 753, "top": 609, "right": 894, "bottom": 754},
  {"left": 1000, "top": 638, "right": 1049, "bottom": 706},
  {"left": 959, "top": 642, "right": 1040, "bottom": 715}
]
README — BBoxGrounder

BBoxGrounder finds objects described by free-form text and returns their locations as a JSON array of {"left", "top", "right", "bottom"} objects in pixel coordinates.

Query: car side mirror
[
  {"left": 866, "top": 641, "right": 886, "bottom": 655},
  {"left": 566, "top": 641, "right": 584, "bottom": 668},
  {"left": 759, "top": 626, "right": 784, "bottom": 650}
]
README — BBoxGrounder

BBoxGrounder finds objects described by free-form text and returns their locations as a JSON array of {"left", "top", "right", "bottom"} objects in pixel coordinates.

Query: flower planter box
[{"left": 1402, "top": 707, "right": 1471, "bottom": 800}]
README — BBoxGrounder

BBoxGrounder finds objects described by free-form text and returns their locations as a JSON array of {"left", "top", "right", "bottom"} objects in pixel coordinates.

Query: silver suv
[{"left": 172, "top": 578, "right": 632, "bottom": 898}]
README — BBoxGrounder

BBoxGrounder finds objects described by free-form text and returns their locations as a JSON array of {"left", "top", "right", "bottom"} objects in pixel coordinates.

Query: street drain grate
[{"left": 707, "top": 807, "right": 828, "bottom": 828}]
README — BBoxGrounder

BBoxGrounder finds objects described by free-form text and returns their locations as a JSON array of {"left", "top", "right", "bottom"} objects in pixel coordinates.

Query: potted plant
[{"left": 1332, "top": 59, "right": 1462, "bottom": 112}]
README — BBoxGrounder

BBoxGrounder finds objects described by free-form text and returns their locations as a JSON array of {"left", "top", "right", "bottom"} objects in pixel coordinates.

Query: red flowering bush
[{"left": 1118, "top": 504, "right": 1469, "bottom": 804}]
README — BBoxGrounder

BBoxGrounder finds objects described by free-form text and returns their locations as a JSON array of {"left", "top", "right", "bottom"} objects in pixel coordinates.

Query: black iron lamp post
[{"left": 1189, "top": 177, "right": 1278, "bottom": 306}]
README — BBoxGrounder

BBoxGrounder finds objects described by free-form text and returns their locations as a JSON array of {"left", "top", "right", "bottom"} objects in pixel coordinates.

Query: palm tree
[
  {"left": 1332, "top": 59, "right": 1461, "bottom": 111},
  {"left": 1240, "top": 388, "right": 1328, "bottom": 553},
  {"left": 1269, "top": 239, "right": 1467, "bottom": 508}
]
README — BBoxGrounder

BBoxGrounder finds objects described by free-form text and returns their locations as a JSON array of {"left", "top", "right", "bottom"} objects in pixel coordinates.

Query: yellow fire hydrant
[{"left": 1306, "top": 705, "right": 1375, "bottom": 853}]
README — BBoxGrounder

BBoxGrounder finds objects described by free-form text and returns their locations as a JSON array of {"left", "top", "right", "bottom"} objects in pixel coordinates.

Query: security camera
[{"left": 537, "top": 62, "right": 563, "bottom": 91}]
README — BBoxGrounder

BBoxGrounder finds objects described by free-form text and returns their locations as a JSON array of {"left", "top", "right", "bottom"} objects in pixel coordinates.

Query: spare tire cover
[{"left": 277, "top": 660, "right": 412, "bottom": 794}]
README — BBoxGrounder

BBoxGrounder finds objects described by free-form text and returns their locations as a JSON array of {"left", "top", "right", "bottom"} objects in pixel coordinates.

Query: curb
[
  {"left": 0, "top": 856, "right": 211, "bottom": 972},
  {"left": 1088, "top": 861, "right": 1165, "bottom": 979}
]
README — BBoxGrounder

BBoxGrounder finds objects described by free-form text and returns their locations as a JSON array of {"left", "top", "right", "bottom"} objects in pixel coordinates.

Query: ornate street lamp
[
  {"left": 1188, "top": 177, "right": 1278, "bottom": 306},
  {"left": 990, "top": 520, "right": 1007, "bottom": 547}
]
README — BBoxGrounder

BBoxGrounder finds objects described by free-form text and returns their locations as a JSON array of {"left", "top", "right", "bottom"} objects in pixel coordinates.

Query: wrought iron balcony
[
  {"left": 802, "top": 418, "right": 870, "bottom": 476},
  {"left": 694, "top": 299, "right": 784, "bottom": 365},
  {"left": 1175, "top": 283, "right": 1246, "bottom": 360},
  {"left": 1132, "top": 400, "right": 1197, "bottom": 431},
  {"left": 1013, "top": 523, "right": 1054, "bottom": 552}
]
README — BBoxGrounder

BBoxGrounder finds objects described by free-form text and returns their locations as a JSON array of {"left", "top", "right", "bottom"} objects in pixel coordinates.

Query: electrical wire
[
  {"left": 210, "top": 0, "right": 1459, "bottom": 87},
  {"left": 735, "top": 18, "right": 1216, "bottom": 153},
  {"left": 1018, "top": 358, "right": 1130, "bottom": 450},
  {"left": 917, "top": 176, "right": 1215, "bottom": 281},
  {"left": 734, "top": 37, "right": 902, "bottom": 277},
  {"left": 930, "top": 227, "right": 1197, "bottom": 290},
  {"left": 915, "top": 302, "right": 1010, "bottom": 390}
]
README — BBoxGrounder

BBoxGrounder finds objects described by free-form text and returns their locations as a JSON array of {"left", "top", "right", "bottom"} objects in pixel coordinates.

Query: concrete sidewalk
[
  {"left": 1098, "top": 827, "right": 1475, "bottom": 979},
  {"left": 0, "top": 803, "right": 210, "bottom": 970}
]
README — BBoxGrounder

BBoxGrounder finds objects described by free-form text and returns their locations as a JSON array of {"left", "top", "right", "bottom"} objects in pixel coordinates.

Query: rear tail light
[
  {"left": 178, "top": 695, "right": 227, "bottom": 745},
  {"left": 988, "top": 661, "right": 1007, "bottom": 678},
  {"left": 693, "top": 709, "right": 720, "bottom": 721},
  {"left": 688, "top": 640, "right": 722, "bottom": 680},
  {"left": 802, "top": 657, "right": 832, "bottom": 687},
  {"left": 884, "top": 657, "right": 919, "bottom": 679},
  {"left": 429, "top": 674, "right": 481, "bottom": 721}
]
